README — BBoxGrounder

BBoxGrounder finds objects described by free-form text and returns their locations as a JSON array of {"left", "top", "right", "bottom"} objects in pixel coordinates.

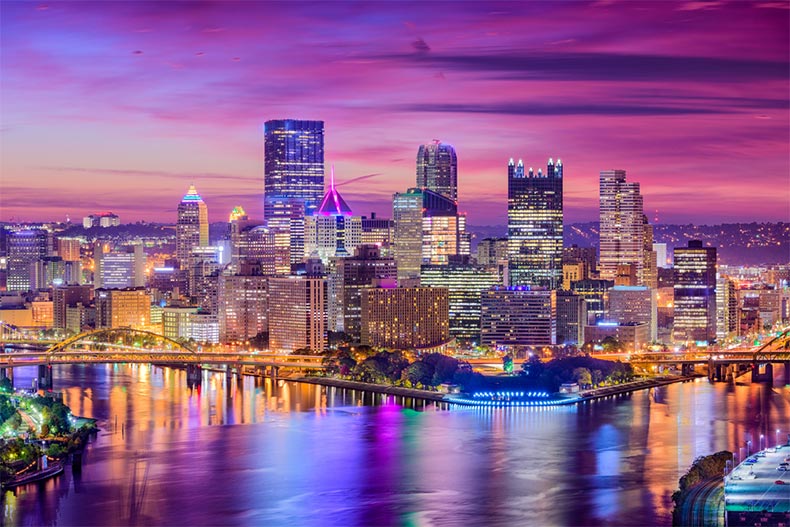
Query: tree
[
  {"left": 502, "top": 354, "right": 514, "bottom": 373},
  {"left": 0, "top": 378, "right": 12, "bottom": 394},
  {"left": 591, "top": 369, "right": 604, "bottom": 387},
  {"left": 402, "top": 361, "right": 434, "bottom": 386},
  {"left": 572, "top": 367, "right": 592, "bottom": 388},
  {"left": 601, "top": 337, "right": 623, "bottom": 352}
]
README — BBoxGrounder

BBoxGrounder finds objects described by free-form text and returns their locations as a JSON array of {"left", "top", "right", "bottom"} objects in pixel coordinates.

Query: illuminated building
[
  {"left": 716, "top": 275, "right": 738, "bottom": 339},
  {"left": 563, "top": 245, "right": 598, "bottom": 276},
  {"left": 562, "top": 262, "right": 587, "bottom": 291},
  {"left": 268, "top": 276, "right": 326, "bottom": 352},
  {"left": 584, "top": 321, "right": 649, "bottom": 350},
  {"left": 7, "top": 229, "right": 52, "bottom": 292},
  {"left": 95, "top": 287, "right": 151, "bottom": 329},
  {"left": 608, "top": 285, "right": 657, "bottom": 341},
  {"left": 56, "top": 237, "right": 81, "bottom": 262},
  {"left": 218, "top": 274, "right": 268, "bottom": 343},
  {"left": 653, "top": 243, "right": 669, "bottom": 268},
  {"left": 507, "top": 158, "right": 563, "bottom": 289},
  {"left": 571, "top": 279, "right": 614, "bottom": 324},
  {"left": 304, "top": 170, "right": 362, "bottom": 264},
  {"left": 393, "top": 188, "right": 469, "bottom": 282},
  {"left": 82, "top": 212, "right": 120, "bottom": 228},
  {"left": 556, "top": 290, "right": 586, "bottom": 346},
  {"left": 264, "top": 119, "right": 324, "bottom": 263},
  {"left": 360, "top": 213, "right": 393, "bottom": 253},
  {"left": 328, "top": 245, "right": 397, "bottom": 339},
  {"left": 176, "top": 185, "right": 209, "bottom": 270},
  {"left": 95, "top": 244, "right": 145, "bottom": 289},
  {"left": 31, "top": 300, "right": 53, "bottom": 328},
  {"left": 615, "top": 263, "right": 639, "bottom": 286},
  {"left": 673, "top": 240, "right": 717, "bottom": 343},
  {"left": 476, "top": 238, "right": 508, "bottom": 268},
  {"left": 31, "top": 256, "right": 81, "bottom": 289},
  {"left": 361, "top": 285, "right": 449, "bottom": 350},
  {"left": 227, "top": 205, "right": 251, "bottom": 267},
  {"left": 53, "top": 285, "right": 92, "bottom": 329},
  {"left": 148, "top": 267, "right": 188, "bottom": 301},
  {"left": 642, "top": 216, "right": 658, "bottom": 289},
  {"left": 416, "top": 140, "right": 458, "bottom": 202},
  {"left": 599, "top": 170, "right": 646, "bottom": 284},
  {"left": 420, "top": 261, "right": 500, "bottom": 342},
  {"left": 162, "top": 307, "right": 219, "bottom": 344},
  {"left": 188, "top": 246, "right": 223, "bottom": 312},
  {"left": 480, "top": 287, "right": 556, "bottom": 347}
]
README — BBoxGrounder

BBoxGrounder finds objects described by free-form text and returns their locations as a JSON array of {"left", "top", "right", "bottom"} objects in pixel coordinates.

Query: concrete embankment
[
  {"left": 295, "top": 376, "right": 447, "bottom": 403},
  {"left": 578, "top": 375, "right": 701, "bottom": 403}
]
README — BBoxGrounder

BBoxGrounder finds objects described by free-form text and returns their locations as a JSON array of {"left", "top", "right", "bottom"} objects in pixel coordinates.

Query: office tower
[
  {"left": 176, "top": 185, "right": 209, "bottom": 270},
  {"left": 556, "top": 291, "right": 587, "bottom": 346},
  {"left": 264, "top": 119, "right": 325, "bottom": 221},
  {"left": 392, "top": 189, "right": 425, "bottom": 282},
  {"left": 480, "top": 287, "right": 556, "bottom": 347},
  {"left": 393, "top": 188, "right": 469, "bottom": 282},
  {"left": 642, "top": 216, "right": 658, "bottom": 289},
  {"left": 476, "top": 238, "right": 508, "bottom": 267},
  {"left": 304, "top": 171, "right": 362, "bottom": 264},
  {"left": 416, "top": 140, "right": 458, "bottom": 202},
  {"left": 30, "top": 257, "right": 67, "bottom": 290},
  {"left": 83, "top": 212, "right": 120, "bottom": 228},
  {"left": 95, "top": 287, "right": 151, "bottom": 329},
  {"left": 571, "top": 278, "right": 614, "bottom": 324},
  {"left": 56, "top": 237, "right": 81, "bottom": 262},
  {"left": 149, "top": 266, "right": 188, "bottom": 302},
  {"left": 53, "top": 284, "right": 93, "bottom": 330},
  {"left": 188, "top": 246, "right": 223, "bottom": 312},
  {"left": 226, "top": 205, "right": 250, "bottom": 268},
  {"left": 236, "top": 225, "right": 290, "bottom": 276},
  {"left": 95, "top": 244, "right": 145, "bottom": 289},
  {"left": 608, "top": 285, "right": 658, "bottom": 342},
  {"left": 563, "top": 245, "right": 598, "bottom": 276},
  {"left": 507, "top": 158, "right": 563, "bottom": 289},
  {"left": 268, "top": 276, "right": 326, "bottom": 352},
  {"left": 653, "top": 243, "right": 668, "bottom": 268},
  {"left": 361, "top": 285, "right": 449, "bottom": 350},
  {"left": 716, "top": 275, "right": 738, "bottom": 340},
  {"left": 7, "top": 229, "right": 51, "bottom": 292},
  {"left": 420, "top": 261, "right": 500, "bottom": 343},
  {"left": 599, "top": 170, "right": 645, "bottom": 284},
  {"left": 329, "top": 245, "right": 397, "bottom": 339},
  {"left": 584, "top": 322, "right": 650, "bottom": 351},
  {"left": 615, "top": 263, "right": 639, "bottom": 286},
  {"left": 218, "top": 274, "right": 268, "bottom": 343},
  {"left": 162, "top": 307, "right": 219, "bottom": 344},
  {"left": 360, "top": 213, "right": 393, "bottom": 252},
  {"left": 562, "top": 262, "right": 587, "bottom": 291},
  {"left": 673, "top": 240, "right": 717, "bottom": 343}
]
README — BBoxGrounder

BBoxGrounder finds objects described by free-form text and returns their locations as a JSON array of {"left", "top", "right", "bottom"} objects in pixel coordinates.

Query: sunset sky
[{"left": 1, "top": 1, "right": 788, "bottom": 225}]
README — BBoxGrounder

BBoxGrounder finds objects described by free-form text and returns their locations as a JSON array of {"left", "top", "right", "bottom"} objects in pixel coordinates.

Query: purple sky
[{"left": 1, "top": 1, "right": 788, "bottom": 225}]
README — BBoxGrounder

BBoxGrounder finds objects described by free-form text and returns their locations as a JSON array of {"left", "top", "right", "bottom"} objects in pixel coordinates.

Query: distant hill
[{"left": 470, "top": 222, "right": 789, "bottom": 265}]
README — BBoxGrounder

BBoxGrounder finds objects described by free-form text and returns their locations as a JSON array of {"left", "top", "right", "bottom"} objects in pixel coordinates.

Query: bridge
[{"left": 0, "top": 327, "right": 326, "bottom": 388}]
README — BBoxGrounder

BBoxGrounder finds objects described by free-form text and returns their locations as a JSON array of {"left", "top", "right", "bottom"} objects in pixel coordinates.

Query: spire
[
  {"left": 317, "top": 166, "right": 353, "bottom": 216},
  {"left": 182, "top": 184, "right": 204, "bottom": 202}
]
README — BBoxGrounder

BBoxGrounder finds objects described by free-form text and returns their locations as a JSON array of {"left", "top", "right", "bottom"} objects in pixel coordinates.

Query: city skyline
[{"left": 1, "top": 1, "right": 788, "bottom": 225}]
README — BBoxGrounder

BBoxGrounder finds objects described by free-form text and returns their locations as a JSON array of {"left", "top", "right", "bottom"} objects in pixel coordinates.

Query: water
[{"left": 3, "top": 364, "right": 788, "bottom": 526}]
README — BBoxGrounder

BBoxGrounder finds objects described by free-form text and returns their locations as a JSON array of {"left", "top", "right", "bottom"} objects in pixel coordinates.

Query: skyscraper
[
  {"left": 599, "top": 170, "right": 645, "bottom": 283},
  {"left": 304, "top": 169, "right": 362, "bottom": 264},
  {"left": 7, "top": 229, "right": 51, "bottom": 292},
  {"left": 416, "top": 140, "right": 458, "bottom": 202},
  {"left": 673, "top": 240, "right": 717, "bottom": 343},
  {"left": 507, "top": 158, "right": 563, "bottom": 288},
  {"left": 392, "top": 189, "right": 425, "bottom": 282},
  {"left": 263, "top": 119, "right": 325, "bottom": 222},
  {"left": 176, "top": 185, "right": 208, "bottom": 270}
]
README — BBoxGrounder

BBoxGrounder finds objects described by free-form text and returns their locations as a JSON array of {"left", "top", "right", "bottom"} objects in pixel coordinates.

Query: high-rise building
[
  {"left": 420, "top": 261, "right": 500, "bottom": 343},
  {"left": 360, "top": 213, "right": 393, "bottom": 251},
  {"left": 361, "top": 285, "right": 449, "bottom": 350},
  {"left": 642, "top": 216, "right": 658, "bottom": 289},
  {"left": 571, "top": 279, "right": 614, "bottom": 325},
  {"left": 416, "top": 140, "right": 458, "bottom": 202},
  {"left": 476, "top": 238, "right": 508, "bottom": 268},
  {"left": 188, "top": 246, "right": 223, "bottom": 312},
  {"left": 507, "top": 158, "right": 563, "bottom": 289},
  {"left": 176, "top": 185, "right": 209, "bottom": 270},
  {"left": 556, "top": 291, "right": 587, "bottom": 346},
  {"left": 53, "top": 284, "right": 92, "bottom": 330},
  {"left": 264, "top": 119, "right": 325, "bottom": 221},
  {"left": 7, "top": 229, "right": 51, "bottom": 292},
  {"left": 673, "top": 240, "right": 717, "bottom": 343},
  {"left": 328, "top": 245, "right": 397, "bottom": 339},
  {"left": 392, "top": 189, "right": 424, "bottom": 282},
  {"left": 563, "top": 245, "right": 598, "bottom": 276},
  {"left": 56, "top": 237, "right": 81, "bottom": 262},
  {"left": 599, "top": 170, "right": 645, "bottom": 284},
  {"left": 653, "top": 243, "right": 669, "bottom": 268},
  {"left": 268, "top": 276, "right": 326, "bottom": 353},
  {"left": 716, "top": 275, "right": 738, "bottom": 340},
  {"left": 608, "top": 285, "right": 657, "bottom": 342},
  {"left": 95, "top": 244, "right": 146, "bottom": 289},
  {"left": 218, "top": 274, "right": 268, "bottom": 343},
  {"left": 95, "top": 287, "right": 151, "bottom": 329},
  {"left": 562, "top": 262, "right": 587, "bottom": 291},
  {"left": 304, "top": 171, "right": 362, "bottom": 264},
  {"left": 480, "top": 287, "right": 556, "bottom": 347}
]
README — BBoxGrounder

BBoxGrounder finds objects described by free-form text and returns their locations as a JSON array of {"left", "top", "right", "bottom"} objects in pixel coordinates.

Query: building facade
[
  {"left": 361, "top": 286, "right": 449, "bottom": 349},
  {"left": 268, "top": 276, "right": 326, "bottom": 353},
  {"left": 95, "top": 287, "right": 151, "bottom": 329},
  {"left": 480, "top": 287, "right": 556, "bottom": 347},
  {"left": 608, "top": 285, "right": 658, "bottom": 342},
  {"left": 218, "top": 274, "right": 268, "bottom": 343},
  {"left": 507, "top": 158, "right": 563, "bottom": 289},
  {"left": 7, "top": 229, "right": 51, "bottom": 292},
  {"left": 176, "top": 185, "right": 209, "bottom": 270},
  {"left": 416, "top": 140, "right": 458, "bottom": 202},
  {"left": 599, "top": 170, "right": 645, "bottom": 284},
  {"left": 673, "top": 240, "right": 717, "bottom": 343}
]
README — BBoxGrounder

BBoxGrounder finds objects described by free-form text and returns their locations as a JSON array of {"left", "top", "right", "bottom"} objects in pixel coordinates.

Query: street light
[
  {"left": 760, "top": 434, "right": 764, "bottom": 451},
  {"left": 747, "top": 440, "right": 752, "bottom": 457},
  {"left": 777, "top": 429, "right": 782, "bottom": 448}
]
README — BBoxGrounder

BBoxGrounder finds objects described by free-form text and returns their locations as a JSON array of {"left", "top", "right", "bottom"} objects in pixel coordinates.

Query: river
[{"left": 2, "top": 364, "right": 788, "bottom": 526}]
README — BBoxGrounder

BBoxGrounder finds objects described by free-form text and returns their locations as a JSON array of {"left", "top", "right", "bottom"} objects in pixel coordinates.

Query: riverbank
[{"left": 296, "top": 373, "right": 702, "bottom": 407}]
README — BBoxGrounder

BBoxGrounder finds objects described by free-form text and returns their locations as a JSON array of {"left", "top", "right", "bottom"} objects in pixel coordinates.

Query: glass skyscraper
[
  {"left": 507, "top": 158, "right": 564, "bottom": 289},
  {"left": 673, "top": 240, "right": 717, "bottom": 343},
  {"left": 264, "top": 119, "right": 325, "bottom": 223},
  {"left": 416, "top": 140, "right": 458, "bottom": 202},
  {"left": 176, "top": 185, "right": 209, "bottom": 270},
  {"left": 599, "top": 170, "right": 645, "bottom": 283}
]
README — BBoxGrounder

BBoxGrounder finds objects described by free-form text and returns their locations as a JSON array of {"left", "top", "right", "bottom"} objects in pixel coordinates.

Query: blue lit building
[{"left": 6, "top": 229, "right": 51, "bottom": 292}]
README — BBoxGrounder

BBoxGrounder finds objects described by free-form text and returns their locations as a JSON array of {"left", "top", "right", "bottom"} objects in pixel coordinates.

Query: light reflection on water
[{"left": 2, "top": 364, "right": 788, "bottom": 526}]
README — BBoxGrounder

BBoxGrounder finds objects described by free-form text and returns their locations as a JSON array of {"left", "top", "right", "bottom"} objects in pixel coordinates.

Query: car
[
  {"left": 775, "top": 480, "right": 786, "bottom": 485},
  {"left": 778, "top": 466, "right": 789, "bottom": 471}
]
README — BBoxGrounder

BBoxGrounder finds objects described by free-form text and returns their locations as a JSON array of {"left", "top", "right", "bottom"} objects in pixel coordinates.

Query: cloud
[
  {"left": 411, "top": 38, "right": 431, "bottom": 54},
  {"left": 396, "top": 102, "right": 722, "bottom": 116},
  {"left": 40, "top": 166, "right": 258, "bottom": 183}
]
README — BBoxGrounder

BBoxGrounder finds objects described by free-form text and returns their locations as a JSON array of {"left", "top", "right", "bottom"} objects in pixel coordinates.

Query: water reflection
[{"left": 1, "top": 365, "right": 788, "bottom": 526}]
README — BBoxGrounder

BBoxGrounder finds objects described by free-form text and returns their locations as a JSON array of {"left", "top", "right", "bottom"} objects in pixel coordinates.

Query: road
[{"left": 679, "top": 477, "right": 724, "bottom": 527}]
